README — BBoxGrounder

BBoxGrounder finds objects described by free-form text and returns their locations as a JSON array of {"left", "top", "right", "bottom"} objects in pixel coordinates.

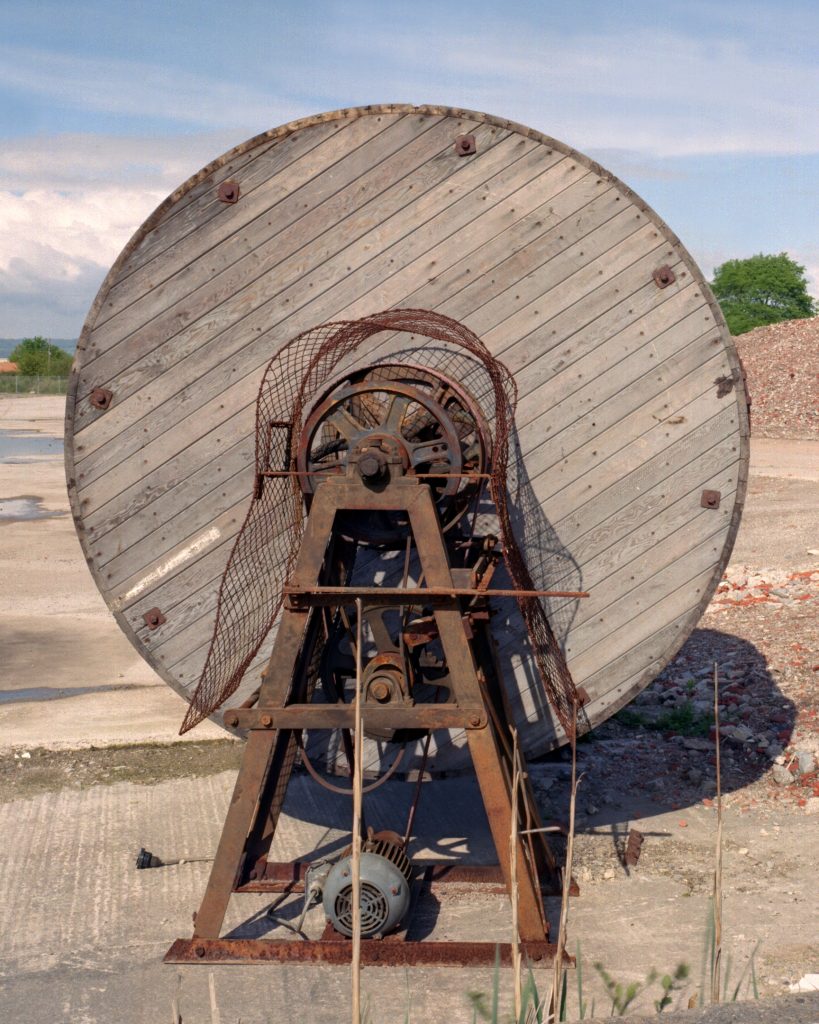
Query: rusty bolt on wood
[
  {"left": 226, "top": 713, "right": 240, "bottom": 728},
  {"left": 700, "top": 489, "right": 721, "bottom": 509},
  {"left": 218, "top": 180, "right": 240, "bottom": 203},
  {"left": 454, "top": 134, "right": 477, "bottom": 156},
  {"left": 652, "top": 265, "right": 676, "bottom": 289},
  {"left": 143, "top": 607, "right": 166, "bottom": 629},
  {"left": 260, "top": 713, "right": 273, "bottom": 728},
  {"left": 90, "top": 387, "right": 113, "bottom": 410}
]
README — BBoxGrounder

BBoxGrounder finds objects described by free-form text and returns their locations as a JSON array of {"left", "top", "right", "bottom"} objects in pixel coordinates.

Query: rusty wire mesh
[{"left": 180, "top": 309, "right": 579, "bottom": 736}]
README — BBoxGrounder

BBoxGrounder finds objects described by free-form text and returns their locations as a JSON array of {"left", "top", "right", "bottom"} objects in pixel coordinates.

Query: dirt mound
[{"left": 733, "top": 317, "right": 819, "bottom": 439}]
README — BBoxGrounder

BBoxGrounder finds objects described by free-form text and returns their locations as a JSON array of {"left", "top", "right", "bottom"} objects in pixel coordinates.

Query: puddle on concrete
[
  {"left": 0, "top": 495, "right": 67, "bottom": 524},
  {"left": 0, "top": 427, "right": 63, "bottom": 463},
  {"left": 0, "top": 684, "right": 146, "bottom": 705}
]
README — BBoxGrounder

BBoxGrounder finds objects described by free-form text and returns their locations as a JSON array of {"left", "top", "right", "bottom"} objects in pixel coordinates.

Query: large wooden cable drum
[{"left": 65, "top": 105, "right": 749, "bottom": 774}]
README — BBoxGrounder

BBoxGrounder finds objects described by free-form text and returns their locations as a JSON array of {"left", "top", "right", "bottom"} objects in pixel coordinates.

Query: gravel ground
[{"left": 734, "top": 316, "right": 819, "bottom": 439}]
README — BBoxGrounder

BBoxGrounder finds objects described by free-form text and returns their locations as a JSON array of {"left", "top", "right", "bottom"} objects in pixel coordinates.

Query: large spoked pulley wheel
[{"left": 297, "top": 364, "right": 492, "bottom": 545}]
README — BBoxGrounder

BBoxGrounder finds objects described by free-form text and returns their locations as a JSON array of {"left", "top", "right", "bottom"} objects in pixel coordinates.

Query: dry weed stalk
[
  {"left": 550, "top": 702, "right": 581, "bottom": 1022},
  {"left": 509, "top": 728, "right": 523, "bottom": 1019},
  {"left": 711, "top": 661, "right": 723, "bottom": 1004},
  {"left": 351, "top": 598, "right": 364, "bottom": 1024}
]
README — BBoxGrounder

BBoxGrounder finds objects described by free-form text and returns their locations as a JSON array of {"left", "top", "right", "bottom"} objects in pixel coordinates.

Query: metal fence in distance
[{"left": 0, "top": 376, "right": 68, "bottom": 395}]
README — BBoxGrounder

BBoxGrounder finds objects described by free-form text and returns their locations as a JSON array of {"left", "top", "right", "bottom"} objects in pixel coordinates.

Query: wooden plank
[
  {"left": 87, "top": 114, "right": 449, "bottom": 365},
  {"left": 75, "top": 135, "right": 555, "bottom": 514},
  {"left": 566, "top": 484, "right": 737, "bottom": 654},
  {"left": 73, "top": 119, "right": 515, "bottom": 460},
  {"left": 359, "top": 206, "right": 658, "bottom": 374},
  {"left": 98, "top": 122, "right": 347, "bottom": 317},
  {"left": 516, "top": 326, "right": 721, "bottom": 462},
  {"left": 76, "top": 113, "right": 442, "bottom": 415},
  {"left": 341, "top": 175, "right": 616, "bottom": 355},
  {"left": 86, "top": 434, "right": 253, "bottom": 544},
  {"left": 514, "top": 283, "right": 707, "bottom": 430},
  {"left": 567, "top": 562, "right": 718, "bottom": 683},
  {"left": 73, "top": 123, "right": 530, "bottom": 455},
  {"left": 75, "top": 396, "right": 257, "bottom": 528},
  {"left": 524, "top": 412, "right": 740, "bottom": 576},
  {"left": 504, "top": 461, "right": 739, "bottom": 654},
  {"left": 523, "top": 351, "right": 732, "bottom": 511},
  {"left": 80, "top": 166, "right": 611, "bottom": 529},
  {"left": 521, "top": 453, "right": 739, "bottom": 612}
]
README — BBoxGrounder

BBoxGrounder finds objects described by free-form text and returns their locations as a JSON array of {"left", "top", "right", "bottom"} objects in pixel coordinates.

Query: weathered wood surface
[{"left": 66, "top": 105, "right": 749, "bottom": 767}]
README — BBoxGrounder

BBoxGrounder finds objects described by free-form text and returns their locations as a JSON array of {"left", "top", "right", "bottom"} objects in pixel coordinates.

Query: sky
[{"left": 0, "top": 0, "right": 817, "bottom": 338}]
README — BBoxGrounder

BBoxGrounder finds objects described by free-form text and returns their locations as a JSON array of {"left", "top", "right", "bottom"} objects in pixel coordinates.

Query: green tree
[
  {"left": 710, "top": 253, "right": 816, "bottom": 335},
  {"left": 9, "top": 336, "right": 73, "bottom": 377}
]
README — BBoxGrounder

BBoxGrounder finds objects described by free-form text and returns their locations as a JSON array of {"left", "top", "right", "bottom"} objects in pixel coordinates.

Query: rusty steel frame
[
  {"left": 167, "top": 472, "right": 565, "bottom": 967},
  {"left": 165, "top": 938, "right": 563, "bottom": 967}
]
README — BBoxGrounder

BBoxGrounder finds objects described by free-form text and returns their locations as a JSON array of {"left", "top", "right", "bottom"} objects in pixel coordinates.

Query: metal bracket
[
  {"left": 89, "top": 387, "right": 113, "bottom": 410},
  {"left": 700, "top": 490, "right": 721, "bottom": 510},
  {"left": 218, "top": 180, "right": 240, "bottom": 204},
  {"left": 652, "top": 265, "right": 676, "bottom": 289},
  {"left": 454, "top": 134, "right": 477, "bottom": 156},
  {"left": 143, "top": 607, "right": 167, "bottom": 629}
]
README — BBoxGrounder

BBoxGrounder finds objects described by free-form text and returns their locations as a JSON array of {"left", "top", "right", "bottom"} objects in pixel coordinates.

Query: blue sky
[{"left": 1, "top": 0, "right": 817, "bottom": 336}]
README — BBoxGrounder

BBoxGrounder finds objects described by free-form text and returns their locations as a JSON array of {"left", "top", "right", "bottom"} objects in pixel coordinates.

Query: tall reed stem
[
  {"left": 510, "top": 727, "right": 522, "bottom": 1020},
  {"left": 351, "top": 598, "right": 364, "bottom": 1023},
  {"left": 551, "top": 703, "right": 580, "bottom": 1022},
  {"left": 711, "top": 661, "right": 723, "bottom": 1004}
]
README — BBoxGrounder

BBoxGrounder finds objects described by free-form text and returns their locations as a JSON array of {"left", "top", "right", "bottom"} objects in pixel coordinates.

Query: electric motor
[{"left": 322, "top": 832, "right": 413, "bottom": 939}]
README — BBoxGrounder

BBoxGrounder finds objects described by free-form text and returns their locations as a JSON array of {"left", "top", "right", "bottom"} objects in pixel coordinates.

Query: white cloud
[
  {"left": 0, "top": 132, "right": 251, "bottom": 336},
  {"left": 1, "top": 9, "right": 816, "bottom": 335}
]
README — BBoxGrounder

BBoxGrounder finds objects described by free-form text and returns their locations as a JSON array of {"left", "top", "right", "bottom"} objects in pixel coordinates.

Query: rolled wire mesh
[{"left": 180, "top": 309, "right": 579, "bottom": 736}]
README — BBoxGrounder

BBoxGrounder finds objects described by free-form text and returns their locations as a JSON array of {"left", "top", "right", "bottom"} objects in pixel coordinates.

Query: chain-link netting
[{"left": 180, "top": 309, "right": 579, "bottom": 736}]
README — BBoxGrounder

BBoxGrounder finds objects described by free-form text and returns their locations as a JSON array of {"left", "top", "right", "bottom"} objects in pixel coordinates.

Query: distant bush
[
  {"left": 710, "top": 253, "right": 816, "bottom": 336},
  {"left": 9, "top": 336, "right": 73, "bottom": 377}
]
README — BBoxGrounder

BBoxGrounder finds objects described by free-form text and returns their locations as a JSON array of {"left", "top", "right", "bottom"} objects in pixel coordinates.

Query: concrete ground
[
  {"left": 1, "top": 396, "right": 817, "bottom": 1023},
  {"left": 0, "top": 396, "right": 223, "bottom": 749}
]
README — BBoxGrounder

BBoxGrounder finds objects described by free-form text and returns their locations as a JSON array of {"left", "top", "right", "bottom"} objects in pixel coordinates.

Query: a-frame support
[{"left": 166, "top": 474, "right": 562, "bottom": 966}]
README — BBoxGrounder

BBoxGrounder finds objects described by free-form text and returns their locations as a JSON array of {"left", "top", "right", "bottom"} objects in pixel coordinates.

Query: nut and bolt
[
  {"left": 90, "top": 387, "right": 113, "bottom": 410},
  {"left": 370, "top": 679, "right": 391, "bottom": 703},
  {"left": 218, "top": 180, "right": 240, "bottom": 204},
  {"left": 358, "top": 451, "right": 387, "bottom": 482},
  {"left": 142, "top": 607, "right": 166, "bottom": 630},
  {"left": 653, "top": 265, "right": 676, "bottom": 289},
  {"left": 260, "top": 713, "right": 273, "bottom": 728},
  {"left": 700, "top": 489, "right": 721, "bottom": 509}
]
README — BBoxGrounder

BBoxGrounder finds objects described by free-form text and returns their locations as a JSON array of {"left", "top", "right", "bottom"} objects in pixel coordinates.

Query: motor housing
[{"left": 322, "top": 831, "right": 413, "bottom": 938}]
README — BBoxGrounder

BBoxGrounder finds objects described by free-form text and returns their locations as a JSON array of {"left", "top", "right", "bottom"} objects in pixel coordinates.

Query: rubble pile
[
  {"left": 734, "top": 316, "right": 819, "bottom": 439},
  {"left": 530, "top": 566, "right": 818, "bottom": 828}
]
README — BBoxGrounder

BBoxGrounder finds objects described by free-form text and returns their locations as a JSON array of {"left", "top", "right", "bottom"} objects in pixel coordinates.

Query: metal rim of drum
[{"left": 64, "top": 104, "right": 750, "bottom": 771}]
